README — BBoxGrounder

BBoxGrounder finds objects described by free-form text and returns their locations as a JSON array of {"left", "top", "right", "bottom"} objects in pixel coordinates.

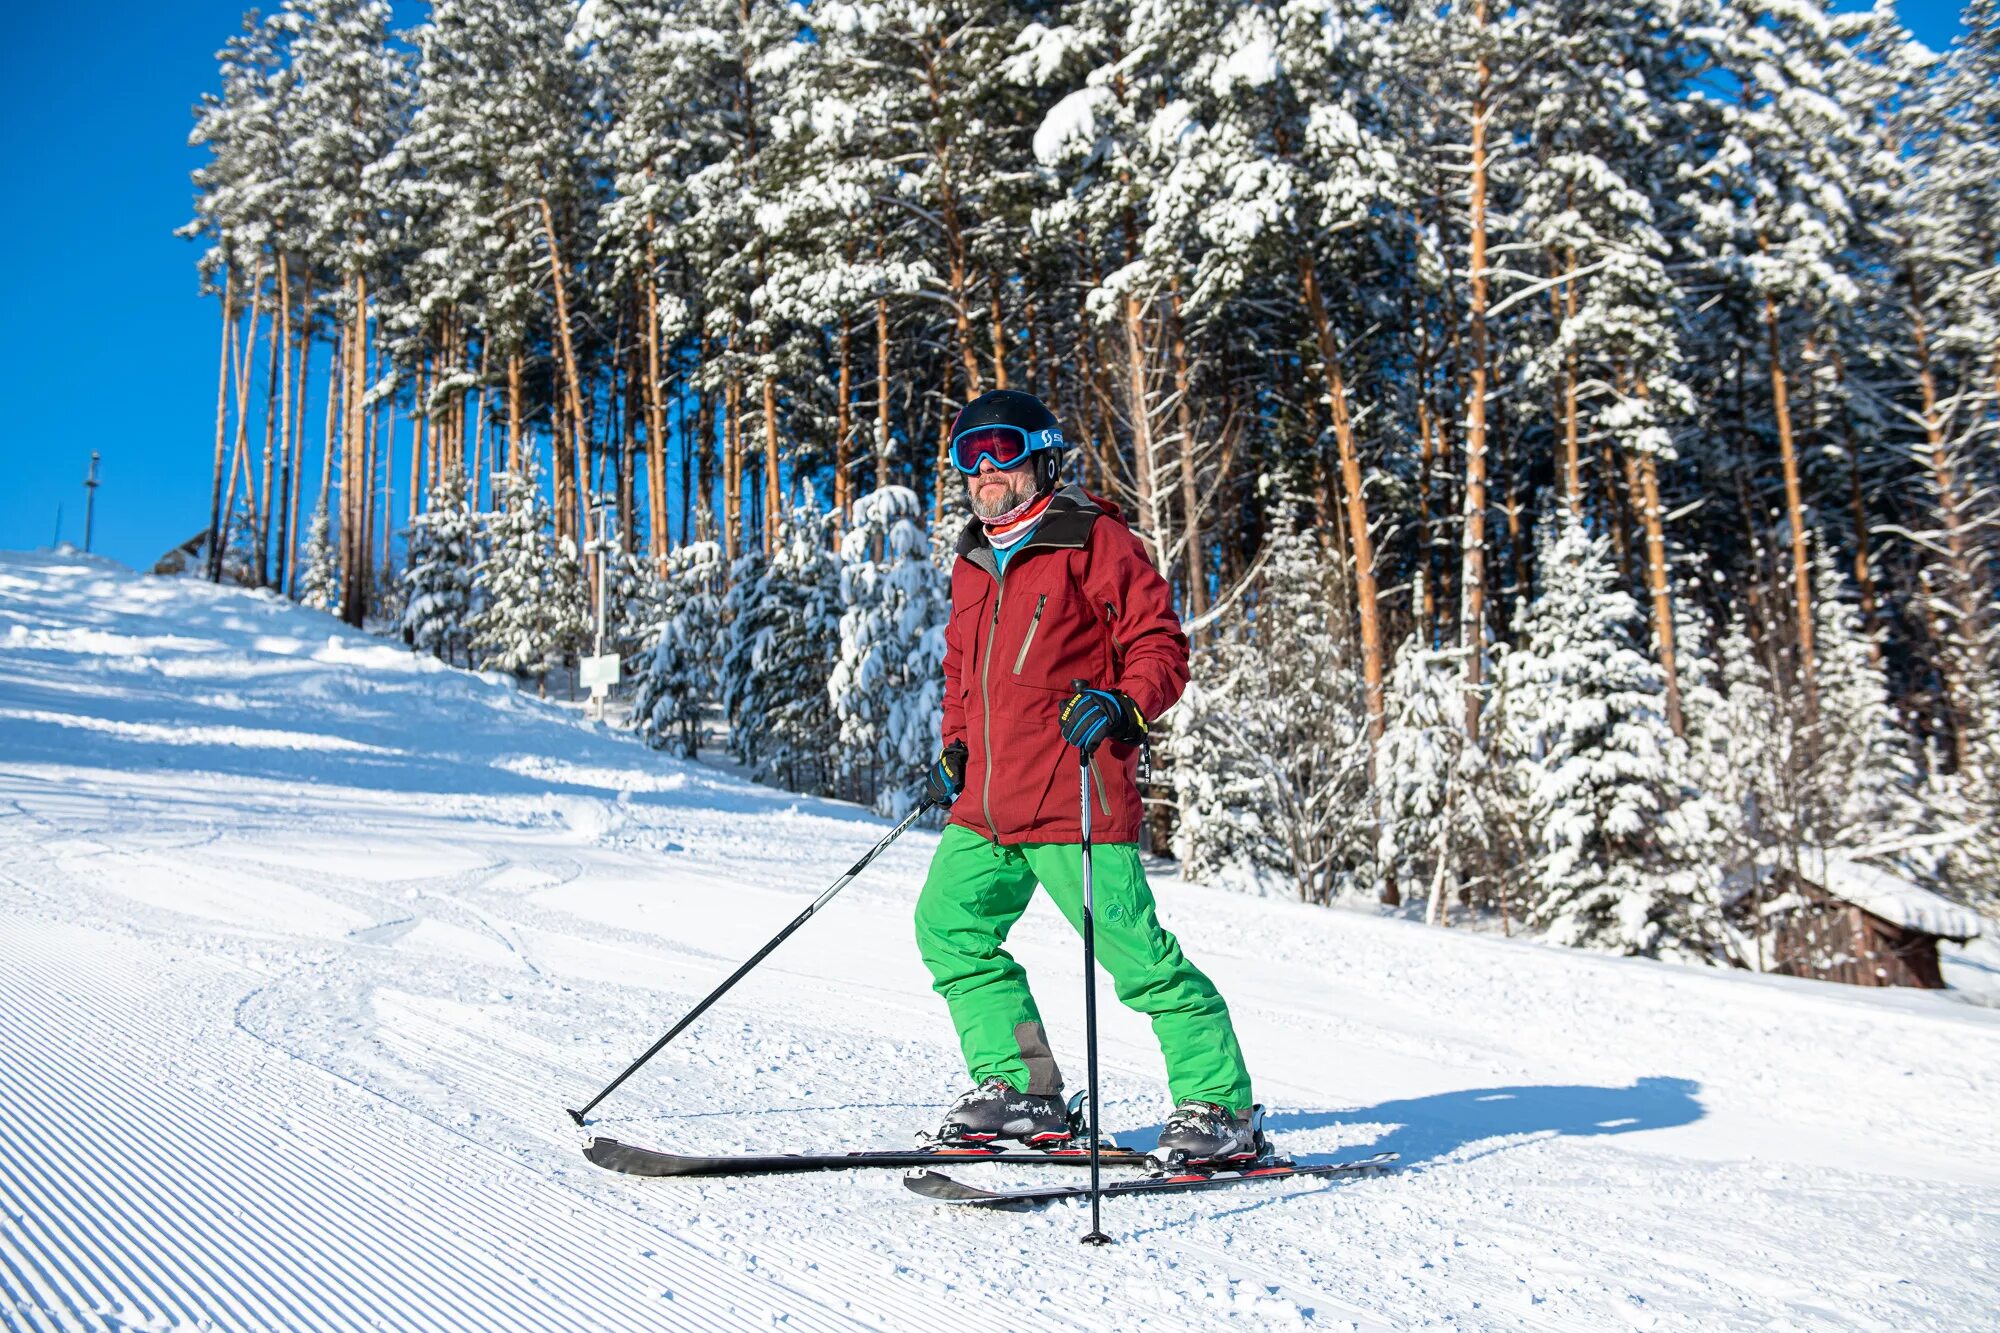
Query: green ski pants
[{"left": 913, "top": 822, "right": 1253, "bottom": 1115}]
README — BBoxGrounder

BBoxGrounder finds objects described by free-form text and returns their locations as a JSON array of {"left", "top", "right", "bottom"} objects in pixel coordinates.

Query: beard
[{"left": 968, "top": 467, "right": 1039, "bottom": 521}]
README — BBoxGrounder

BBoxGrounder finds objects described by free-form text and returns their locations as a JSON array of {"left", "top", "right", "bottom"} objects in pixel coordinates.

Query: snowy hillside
[{"left": 2, "top": 548, "right": 1996, "bottom": 1332}]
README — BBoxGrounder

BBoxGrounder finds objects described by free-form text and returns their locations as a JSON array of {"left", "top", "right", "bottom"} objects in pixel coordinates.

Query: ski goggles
[{"left": 949, "top": 423, "right": 1066, "bottom": 474}]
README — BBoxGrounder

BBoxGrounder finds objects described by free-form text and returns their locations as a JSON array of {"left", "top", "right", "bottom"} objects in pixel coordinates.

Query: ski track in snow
[{"left": 2, "top": 549, "right": 1997, "bottom": 1332}]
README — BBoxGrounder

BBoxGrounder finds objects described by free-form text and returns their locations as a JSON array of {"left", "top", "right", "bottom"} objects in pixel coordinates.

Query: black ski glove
[
  {"left": 1059, "top": 687, "right": 1146, "bottom": 755},
  {"left": 924, "top": 739, "right": 969, "bottom": 807}
]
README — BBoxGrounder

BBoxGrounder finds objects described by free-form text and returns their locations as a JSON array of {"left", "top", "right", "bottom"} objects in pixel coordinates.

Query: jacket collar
[{"left": 956, "top": 484, "right": 1101, "bottom": 580}]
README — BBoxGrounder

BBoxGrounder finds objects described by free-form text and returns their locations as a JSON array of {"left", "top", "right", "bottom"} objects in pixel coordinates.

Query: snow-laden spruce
[
  {"left": 1500, "top": 514, "right": 1720, "bottom": 960},
  {"left": 629, "top": 539, "right": 725, "bottom": 758},
  {"left": 1376, "top": 635, "right": 1522, "bottom": 927},
  {"left": 1168, "top": 515, "right": 1372, "bottom": 903},
  {"left": 723, "top": 506, "right": 841, "bottom": 795},
  {"left": 827, "top": 487, "right": 950, "bottom": 816},
  {"left": 469, "top": 461, "right": 575, "bottom": 687},
  {"left": 400, "top": 466, "right": 477, "bottom": 666},
  {"left": 297, "top": 498, "right": 340, "bottom": 614}
]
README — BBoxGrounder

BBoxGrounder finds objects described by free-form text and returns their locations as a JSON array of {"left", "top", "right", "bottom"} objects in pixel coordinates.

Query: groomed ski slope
[{"left": 1, "top": 547, "right": 1995, "bottom": 1333}]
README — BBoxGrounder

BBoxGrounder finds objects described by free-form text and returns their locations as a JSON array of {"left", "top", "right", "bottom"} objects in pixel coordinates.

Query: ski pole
[
  {"left": 566, "top": 796, "right": 935, "bottom": 1127},
  {"left": 1075, "top": 680, "right": 1111, "bottom": 1247}
]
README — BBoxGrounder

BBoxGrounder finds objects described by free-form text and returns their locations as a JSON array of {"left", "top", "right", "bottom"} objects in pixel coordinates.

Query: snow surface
[{"left": 3, "top": 547, "right": 1998, "bottom": 1331}]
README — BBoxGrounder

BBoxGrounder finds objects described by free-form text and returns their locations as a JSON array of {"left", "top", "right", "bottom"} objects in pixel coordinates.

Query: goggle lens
[{"left": 950, "top": 425, "right": 1033, "bottom": 473}]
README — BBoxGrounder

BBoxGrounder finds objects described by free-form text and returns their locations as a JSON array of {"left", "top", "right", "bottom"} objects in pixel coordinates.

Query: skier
[{"left": 915, "top": 389, "right": 1258, "bottom": 1165}]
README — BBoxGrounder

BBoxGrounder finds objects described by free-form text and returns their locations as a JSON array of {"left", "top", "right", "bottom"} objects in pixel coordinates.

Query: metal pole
[
  {"left": 1075, "top": 680, "right": 1110, "bottom": 1246},
  {"left": 588, "top": 497, "right": 612, "bottom": 719},
  {"left": 566, "top": 796, "right": 935, "bottom": 1127},
  {"left": 593, "top": 498, "right": 610, "bottom": 659},
  {"left": 83, "top": 454, "right": 101, "bottom": 554}
]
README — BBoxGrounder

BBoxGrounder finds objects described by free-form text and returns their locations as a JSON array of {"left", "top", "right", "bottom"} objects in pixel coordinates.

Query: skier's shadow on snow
[{"left": 1156, "top": 1075, "right": 1704, "bottom": 1172}]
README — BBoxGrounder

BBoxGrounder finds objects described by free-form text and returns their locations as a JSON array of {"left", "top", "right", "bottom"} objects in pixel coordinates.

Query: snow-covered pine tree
[
  {"left": 547, "top": 534, "right": 592, "bottom": 681},
  {"left": 721, "top": 505, "right": 841, "bottom": 794},
  {"left": 182, "top": 10, "right": 286, "bottom": 585},
  {"left": 1375, "top": 635, "right": 1525, "bottom": 926},
  {"left": 1805, "top": 542, "right": 1929, "bottom": 856},
  {"left": 298, "top": 498, "right": 341, "bottom": 613},
  {"left": 1502, "top": 513, "right": 1719, "bottom": 959},
  {"left": 1167, "top": 512, "right": 1373, "bottom": 902},
  {"left": 279, "top": 0, "right": 408, "bottom": 625},
  {"left": 630, "top": 540, "right": 725, "bottom": 757},
  {"left": 400, "top": 466, "right": 476, "bottom": 664},
  {"left": 469, "top": 462, "right": 562, "bottom": 687},
  {"left": 827, "top": 486, "right": 951, "bottom": 813},
  {"left": 605, "top": 547, "right": 664, "bottom": 664}
]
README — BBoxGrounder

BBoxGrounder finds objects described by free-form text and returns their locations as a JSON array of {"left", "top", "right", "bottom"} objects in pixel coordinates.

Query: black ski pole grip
[{"left": 1071, "top": 679, "right": 1092, "bottom": 767}]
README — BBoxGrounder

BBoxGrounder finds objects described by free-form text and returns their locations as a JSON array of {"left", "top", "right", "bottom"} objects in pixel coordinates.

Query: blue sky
[{"left": 0, "top": 1, "right": 1977, "bottom": 572}]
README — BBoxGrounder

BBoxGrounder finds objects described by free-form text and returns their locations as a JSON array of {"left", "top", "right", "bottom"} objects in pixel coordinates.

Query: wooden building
[{"left": 1729, "top": 855, "right": 1983, "bottom": 990}]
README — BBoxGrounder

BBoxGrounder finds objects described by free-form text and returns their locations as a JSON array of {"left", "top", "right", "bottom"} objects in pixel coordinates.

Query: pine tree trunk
[
  {"left": 1628, "top": 389, "right": 1684, "bottom": 737},
  {"left": 932, "top": 382, "right": 955, "bottom": 530},
  {"left": 874, "top": 260, "right": 892, "bottom": 492},
  {"left": 724, "top": 368, "right": 743, "bottom": 562},
  {"left": 1122, "top": 291, "right": 1166, "bottom": 566},
  {"left": 621, "top": 316, "right": 639, "bottom": 558},
  {"left": 279, "top": 271, "right": 306, "bottom": 597},
  {"left": 320, "top": 323, "right": 341, "bottom": 516},
  {"left": 1460, "top": 11, "right": 1493, "bottom": 744},
  {"left": 257, "top": 255, "right": 286, "bottom": 587},
  {"left": 206, "top": 266, "right": 236, "bottom": 582},
  {"left": 835, "top": 310, "right": 853, "bottom": 538},
  {"left": 1562, "top": 246, "right": 1583, "bottom": 516},
  {"left": 1023, "top": 253, "right": 1045, "bottom": 401},
  {"left": 988, "top": 274, "right": 1008, "bottom": 390},
  {"left": 341, "top": 272, "right": 370, "bottom": 627},
  {"left": 644, "top": 260, "right": 668, "bottom": 570},
  {"left": 540, "top": 197, "right": 592, "bottom": 561},
  {"left": 366, "top": 339, "right": 385, "bottom": 600},
  {"left": 1762, "top": 291, "right": 1816, "bottom": 710},
  {"left": 1907, "top": 273, "right": 1978, "bottom": 764},
  {"left": 407, "top": 367, "right": 423, "bottom": 523},
  {"left": 694, "top": 325, "right": 712, "bottom": 540},
  {"left": 1167, "top": 282, "right": 1206, "bottom": 624},
  {"left": 1414, "top": 288, "right": 1438, "bottom": 645},
  {"left": 381, "top": 355, "right": 398, "bottom": 580},
  {"left": 507, "top": 351, "right": 524, "bottom": 475},
  {"left": 761, "top": 359, "right": 781, "bottom": 554},
  {"left": 1300, "top": 254, "right": 1385, "bottom": 749},
  {"left": 222, "top": 261, "right": 269, "bottom": 582}
]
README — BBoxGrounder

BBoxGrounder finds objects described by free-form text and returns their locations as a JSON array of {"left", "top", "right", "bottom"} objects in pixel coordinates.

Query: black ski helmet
[{"left": 949, "top": 389, "right": 1067, "bottom": 493}]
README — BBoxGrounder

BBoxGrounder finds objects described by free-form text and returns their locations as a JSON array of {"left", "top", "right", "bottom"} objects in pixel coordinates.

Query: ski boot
[
  {"left": 1149, "top": 1101, "right": 1266, "bottom": 1172},
  {"left": 925, "top": 1077, "right": 1074, "bottom": 1147}
]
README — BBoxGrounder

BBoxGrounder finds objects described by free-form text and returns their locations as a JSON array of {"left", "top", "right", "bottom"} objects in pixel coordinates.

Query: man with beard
[{"left": 913, "top": 389, "right": 1257, "bottom": 1164}]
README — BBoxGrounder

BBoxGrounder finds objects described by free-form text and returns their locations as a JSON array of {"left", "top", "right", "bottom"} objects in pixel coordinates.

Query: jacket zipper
[
  {"left": 1011, "top": 594, "right": 1048, "bottom": 674},
  {"left": 979, "top": 576, "right": 1006, "bottom": 842}
]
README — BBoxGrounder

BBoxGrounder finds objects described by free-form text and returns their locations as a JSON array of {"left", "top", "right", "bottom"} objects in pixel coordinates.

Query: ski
[
  {"left": 904, "top": 1150, "right": 1399, "bottom": 1207},
  {"left": 582, "top": 1136, "right": 1153, "bottom": 1178}
]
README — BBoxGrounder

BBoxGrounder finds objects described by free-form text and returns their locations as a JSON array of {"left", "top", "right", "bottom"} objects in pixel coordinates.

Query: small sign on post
[{"left": 581, "top": 653, "right": 622, "bottom": 691}]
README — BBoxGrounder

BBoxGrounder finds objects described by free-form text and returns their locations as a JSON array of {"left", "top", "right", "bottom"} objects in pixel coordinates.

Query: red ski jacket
[{"left": 941, "top": 485, "right": 1190, "bottom": 845}]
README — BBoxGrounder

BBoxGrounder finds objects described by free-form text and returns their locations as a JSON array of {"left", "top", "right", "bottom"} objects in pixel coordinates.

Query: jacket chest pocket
[{"left": 1007, "top": 588, "right": 1097, "bottom": 693}]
